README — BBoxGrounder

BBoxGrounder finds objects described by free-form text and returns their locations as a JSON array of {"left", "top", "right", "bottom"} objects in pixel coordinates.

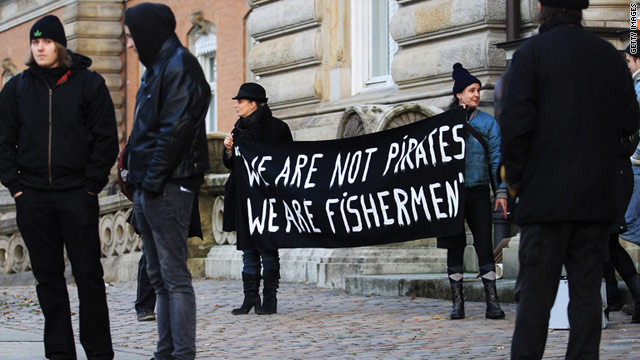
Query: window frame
[
  {"left": 350, "top": 0, "right": 398, "bottom": 95},
  {"left": 194, "top": 31, "right": 218, "bottom": 133}
]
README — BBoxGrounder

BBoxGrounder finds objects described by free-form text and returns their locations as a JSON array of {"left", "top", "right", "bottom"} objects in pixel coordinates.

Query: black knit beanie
[
  {"left": 452, "top": 63, "right": 481, "bottom": 96},
  {"left": 30, "top": 15, "right": 67, "bottom": 47},
  {"left": 539, "top": 0, "right": 589, "bottom": 9},
  {"left": 124, "top": 3, "right": 176, "bottom": 68}
]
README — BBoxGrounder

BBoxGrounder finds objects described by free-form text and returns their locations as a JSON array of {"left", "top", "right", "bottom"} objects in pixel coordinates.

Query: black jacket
[
  {"left": 500, "top": 15, "right": 640, "bottom": 225},
  {"left": 0, "top": 51, "right": 118, "bottom": 195},
  {"left": 126, "top": 34, "right": 211, "bottom": 193},
  {"left": 222, "top": 105, "right": 293, "bottom": 234}
]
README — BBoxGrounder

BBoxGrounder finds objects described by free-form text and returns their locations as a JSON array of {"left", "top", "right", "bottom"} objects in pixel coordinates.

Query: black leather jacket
[{"left": 126, "top": 35, "right": 210, "bottom": 193}]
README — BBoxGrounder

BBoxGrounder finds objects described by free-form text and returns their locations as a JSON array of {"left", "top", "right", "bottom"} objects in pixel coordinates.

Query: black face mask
[{"left": 124, "top": 3, "right": 176, "bottom": 68}]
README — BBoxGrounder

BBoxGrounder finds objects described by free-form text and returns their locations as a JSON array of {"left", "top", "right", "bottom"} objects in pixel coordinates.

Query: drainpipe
[
  {"left": 506, "top": 0, "right": 520, "bottom": 41},
  {"left": 122, "top": 0, "right": 128, "bottom": 142}
]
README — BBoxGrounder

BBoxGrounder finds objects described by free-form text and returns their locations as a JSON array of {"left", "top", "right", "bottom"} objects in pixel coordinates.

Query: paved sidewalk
[{"left": 2, "top": 279, "right": 640, "bottom": 359}]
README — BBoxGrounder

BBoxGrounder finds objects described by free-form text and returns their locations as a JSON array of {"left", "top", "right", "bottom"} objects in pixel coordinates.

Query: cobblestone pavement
[{"left": 2, "top": 279, "right": 640, "bottom": 359}]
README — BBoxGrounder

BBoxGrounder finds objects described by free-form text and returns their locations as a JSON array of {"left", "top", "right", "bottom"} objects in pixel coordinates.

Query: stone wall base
[
  {"left": 204, "top": 245, "right": 448, "bottom": 290},
  {"left": 101, "top": 252, "right": 141, "bottom": 283}
]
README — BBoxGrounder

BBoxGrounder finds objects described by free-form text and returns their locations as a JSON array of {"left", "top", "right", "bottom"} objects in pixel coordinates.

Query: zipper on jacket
[{"left": 48, "top": 87, "right": 52, "bottom": 184}]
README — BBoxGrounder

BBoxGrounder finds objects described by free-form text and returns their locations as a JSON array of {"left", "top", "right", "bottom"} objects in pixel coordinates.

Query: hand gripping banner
[{"left": 232, "top": 107, "right": 467, "bottom": 250}]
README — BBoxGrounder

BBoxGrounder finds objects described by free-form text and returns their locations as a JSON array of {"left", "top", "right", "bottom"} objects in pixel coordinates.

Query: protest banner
[{"left": 231, "top": 107, "right": 467, "bottom": 249}]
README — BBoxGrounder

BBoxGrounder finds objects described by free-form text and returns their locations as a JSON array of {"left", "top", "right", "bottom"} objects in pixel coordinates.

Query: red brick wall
[
  {"left": 0, "top": 8, "right": 65, "bottom": 82},
  {"left": 0, "top": 1, "right": 249, "bottom": 142},
  {"left": 123, "top": 0, "right": 251, "bottom": 138}
]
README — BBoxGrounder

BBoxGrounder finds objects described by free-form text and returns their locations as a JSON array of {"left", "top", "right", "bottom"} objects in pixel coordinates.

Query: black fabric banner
[{"left": 233, "top": 107, "right": 467, "bottom": 250}]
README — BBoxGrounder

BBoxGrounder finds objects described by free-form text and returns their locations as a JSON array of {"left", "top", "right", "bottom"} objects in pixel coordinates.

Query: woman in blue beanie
[{"left": 437, "top": 63, "right": 507, "bottom": 320}]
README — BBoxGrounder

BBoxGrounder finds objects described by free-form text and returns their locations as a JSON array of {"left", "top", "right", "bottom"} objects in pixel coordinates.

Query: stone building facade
[
  {"left": 203, "top": 0, "right": 636, "bottom": 287},
  {"left": 0, "top": 0, "right": 637, "bottom": 289}
]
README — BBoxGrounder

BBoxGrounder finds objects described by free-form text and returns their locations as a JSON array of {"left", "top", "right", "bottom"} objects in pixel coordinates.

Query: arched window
[
  {"left": 189, "top": 12, "right": 217, "bottom": 133},
  {"left": 195, "top": 31, "right": 217, "bottom": 133}
]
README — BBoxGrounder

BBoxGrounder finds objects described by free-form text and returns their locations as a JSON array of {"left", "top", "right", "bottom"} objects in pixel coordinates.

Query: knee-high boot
[
  {"left": 257, "top": 270, "right": 279, "bottom": 315},
  {"left": 604, "top": 263, "right": 621, "bottom": 312},
  {"left": 627, "top": 274, "right": 640, "bottom": 323},
  {"left": 482, "top": 278, "right": 506, "bottom": 319},
  {"left": 449, "top": 278, "right": 465, "bottom": 320},
  {"left": 231, "top": 272, "right": 261, "bottom": 315}
]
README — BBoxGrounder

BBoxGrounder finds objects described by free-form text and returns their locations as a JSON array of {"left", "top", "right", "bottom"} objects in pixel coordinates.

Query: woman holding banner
[
  {"left": 223, "top": 82, "right": 293, "bottom": 315},
  {"left": 437, "top": 63, "right": 507, "bottom": 320}
]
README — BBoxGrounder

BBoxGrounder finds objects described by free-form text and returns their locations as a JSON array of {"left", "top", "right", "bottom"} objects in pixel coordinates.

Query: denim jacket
[
  {"left": 631, "top": 70, "right": 640, "bottom": 166},
  {"left": 464, "top": 109, "right": 504, "bottom": 196}
]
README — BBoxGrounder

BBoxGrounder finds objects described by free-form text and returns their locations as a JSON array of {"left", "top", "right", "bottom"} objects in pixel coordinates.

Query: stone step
[
  {"left": 343, "top": 273, "right": 635, "bottom": 306},
  {"left": 344, "top": 273, "right": 516, "bottom": 303}
]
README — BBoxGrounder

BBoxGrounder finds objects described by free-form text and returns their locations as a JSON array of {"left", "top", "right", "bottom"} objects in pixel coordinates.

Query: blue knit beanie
[{"left": 452, "top": 63, "right": 481, "bottom": 96}]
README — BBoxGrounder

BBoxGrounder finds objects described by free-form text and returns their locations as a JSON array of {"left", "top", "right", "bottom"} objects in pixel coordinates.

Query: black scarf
[
  {"left": 38, "top": 66, "right": 69, "bottom": 88},
  {"left": 234, "top": 104, "right": 272, "bottom": 140}
]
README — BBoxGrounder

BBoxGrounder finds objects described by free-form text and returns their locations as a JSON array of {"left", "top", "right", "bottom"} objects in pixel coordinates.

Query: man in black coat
[
  {"left": 500, "top": 1, "right": 640, "bottom": 358},
  {"left": 123, "top": 3, "right": 210, "bottom": 359},
  {"left": 0, "top": 15, "right": 117, "bottom": 359}
]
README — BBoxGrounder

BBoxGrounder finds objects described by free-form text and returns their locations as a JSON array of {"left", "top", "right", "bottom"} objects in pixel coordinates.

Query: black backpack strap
[
  {"left": 464, "top": 121, "right": 496, "bottom": 196},
  {"left": 15, "top": 72, "right": 26, "bottom": 103}
]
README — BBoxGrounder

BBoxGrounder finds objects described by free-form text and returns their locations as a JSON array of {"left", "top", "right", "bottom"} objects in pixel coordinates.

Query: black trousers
[
  {"left": 135, "top": 251, "right": 156, "bottom": 314},
  {"left": 438, "top": 185, "right": 495, "bottom": 273},
  {"left": 511, "top": 222, "right": 608, "bottom": 360},
  {"left": 15, "top": 188, "right": 113, "bottom": 360},
  {"left": 604, "top": 233, "right": 638, "bottom": 301},
  {"left": 604, "top": 168, "right": 637, "bottom": 302}
]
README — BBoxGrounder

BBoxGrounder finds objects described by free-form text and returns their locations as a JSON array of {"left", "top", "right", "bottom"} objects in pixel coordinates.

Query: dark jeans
[
  {"left": 135, "top": 251, "right": 156, "bottom": 314},
  {"left": 511, "top": 222, "right": 608, "bottom": 360},
  {"left": 242, "top": 249, "right": 280, "bottom": 277},
  {"left": 438, "top": 185, "right": 495, "bottom": 274},
  {"left": 15, "top": 188, "right": 113, "bottom": 360},
  {"left": 134, "top": 183, "right": 196, "bottom": 360}
]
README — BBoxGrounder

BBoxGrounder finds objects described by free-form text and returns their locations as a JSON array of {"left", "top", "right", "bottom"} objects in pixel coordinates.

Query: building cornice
[{"left": 0, "top": 0, "right": 75, "bottom": 32}]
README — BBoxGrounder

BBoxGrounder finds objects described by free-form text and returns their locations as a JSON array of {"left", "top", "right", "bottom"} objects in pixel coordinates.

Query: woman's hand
[
  {"left": 494, "top": 198, "right": 508, "bottom": 218},
  {"left": 224, "top": 133, "right": 234, "bottom": 152}
]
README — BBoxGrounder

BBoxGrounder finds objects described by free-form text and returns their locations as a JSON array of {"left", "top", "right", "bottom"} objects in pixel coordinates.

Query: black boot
[
  {"left": 483, "top": 279, "right": 506, "bottom": 319},
  {"left": 231, "top": 272, "right": 261, "bottom": 315},
  {"left": 604, "top": 263, "right": 621, "bottom": 312},
  {"left": 627, "top": 274, "right": 640, "bottom": 323},
  {"left": 449, "top": 279, "right": 465, "bottom": 320},
  {"left": 257, "top": 270, "right": 279, "bottom": 315}
]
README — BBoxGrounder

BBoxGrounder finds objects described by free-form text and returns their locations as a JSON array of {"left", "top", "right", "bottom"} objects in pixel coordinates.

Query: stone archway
[
  {"left": 337, "top": 103, "right": 443, "bottom": 139},
  {"left": 376, "top": 103, "right": 442, "bottom": 131}
]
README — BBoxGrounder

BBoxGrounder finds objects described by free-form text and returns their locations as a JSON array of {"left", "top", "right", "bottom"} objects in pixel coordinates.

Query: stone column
[{"left": 62, "top": 0, "right": 124, "bottom": 142}]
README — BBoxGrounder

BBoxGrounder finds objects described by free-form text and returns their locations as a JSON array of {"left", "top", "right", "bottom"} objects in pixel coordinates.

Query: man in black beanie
[
  {"left": 0, "top": 14, "right": 117, "bottom": 359},
  {"left": 501, "top": 1, "right": 640, "bottom": 359},
  {"left": 123, "top": 3, "right": 210, "bottom": 359}
]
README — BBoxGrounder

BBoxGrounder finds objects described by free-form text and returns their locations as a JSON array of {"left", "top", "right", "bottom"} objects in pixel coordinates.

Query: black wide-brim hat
[
  {"left": 232, "top": 82, "right": 268, "bottom": 103},
  {"left": 539, "top": 0, "right": 589, "bottom": 9}
]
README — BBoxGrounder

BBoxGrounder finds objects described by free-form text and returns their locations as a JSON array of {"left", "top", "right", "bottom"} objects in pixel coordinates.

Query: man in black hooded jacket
[
  {"left": 501, "top": 1, "right": 640, "bottom": 359},
  {"left": 123, "top": 3, "right": 210, "bottom": 359},
  {"left": 0, "top": 15, "right": 117, "bottom": 359}
]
